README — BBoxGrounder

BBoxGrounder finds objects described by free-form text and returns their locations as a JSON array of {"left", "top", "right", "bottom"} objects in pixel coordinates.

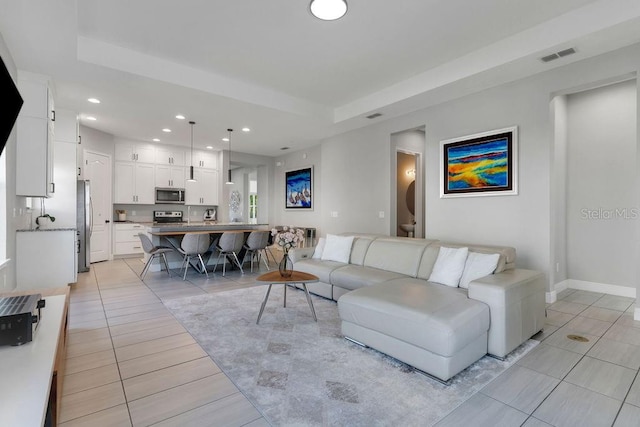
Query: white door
[{"left": 84, "top": 150, "right": 112, "bottom": 263}]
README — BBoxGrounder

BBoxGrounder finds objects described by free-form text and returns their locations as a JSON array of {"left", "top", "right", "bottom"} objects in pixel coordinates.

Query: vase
[{"left": 279, "top": 249, "right": 293, "bottom": 278}]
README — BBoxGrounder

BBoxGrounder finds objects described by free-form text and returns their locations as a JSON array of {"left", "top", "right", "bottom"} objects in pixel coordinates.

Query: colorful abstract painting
[
  {"left": 441, "top": 127, "right": 517, "bottom": 197},
  {"left": 285, "top": 167, "right": 313, "bottom": 209}
]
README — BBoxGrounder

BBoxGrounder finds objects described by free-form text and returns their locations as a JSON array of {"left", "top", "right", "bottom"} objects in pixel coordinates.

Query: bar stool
[
  {"left": 138, "top": 233, "right": 174, "bottom": 279},
  {"left": 242, "top": 230, "right": 271, "bottom": 272},
  {"left": 213, "top": 232, "right": 245, "bottom": 276},
  {"left": 178, "top": 233, "right": 210, "bottom": 280}
]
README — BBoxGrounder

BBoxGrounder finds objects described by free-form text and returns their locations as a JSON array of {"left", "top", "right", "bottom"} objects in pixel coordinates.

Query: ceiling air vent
[
  {"left": 366, "top": 112, "right": 383, "bottom": 119},
  {"left": 540, "top": 48, "right": 576, "bottom": 63}
]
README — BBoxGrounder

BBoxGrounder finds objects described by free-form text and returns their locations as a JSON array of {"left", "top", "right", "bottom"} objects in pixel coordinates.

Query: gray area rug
[{"left": 164, "top": 286, "right": 538, "bottom": 426}]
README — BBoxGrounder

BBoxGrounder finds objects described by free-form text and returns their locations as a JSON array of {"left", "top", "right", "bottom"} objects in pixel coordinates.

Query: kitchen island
[
  {"left": 145, "top": 222, "right": 271, "bottom": 273},
  {"left": 148, "top": 222, "right": 269, "bottom": 235}
]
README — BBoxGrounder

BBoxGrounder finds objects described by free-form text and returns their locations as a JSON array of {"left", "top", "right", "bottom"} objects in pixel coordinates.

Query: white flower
[{"left": 271, "top": 227, "right": 305, "bottom": 250}]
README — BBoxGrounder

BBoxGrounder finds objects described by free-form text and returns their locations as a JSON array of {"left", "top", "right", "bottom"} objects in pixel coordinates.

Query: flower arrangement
[{"left": 271, "top": 226, "right": 305, "bottom": 253}]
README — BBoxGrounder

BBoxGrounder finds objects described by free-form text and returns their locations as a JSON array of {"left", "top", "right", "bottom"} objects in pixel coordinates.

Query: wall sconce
[{"left": 406, "top": 169, "right": 416, "bottom": 176}]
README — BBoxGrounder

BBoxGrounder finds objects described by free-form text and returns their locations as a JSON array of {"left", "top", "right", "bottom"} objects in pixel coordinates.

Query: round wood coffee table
[{"left": 255, "top": 271, "right": 319, "bottom": 324}]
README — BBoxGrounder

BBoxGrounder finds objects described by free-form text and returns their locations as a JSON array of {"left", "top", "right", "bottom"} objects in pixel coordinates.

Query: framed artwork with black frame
[
  {"left": 440, "top": 126, "right": 518, "bottom": 198},
  {"left": 285, "top": 166, "right": 313, "bottom": 210}
]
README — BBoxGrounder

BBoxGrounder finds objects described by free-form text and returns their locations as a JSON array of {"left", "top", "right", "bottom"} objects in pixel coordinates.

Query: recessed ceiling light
[
  {"left": 175, "top": 115, "right": 185, "bottom": 120},
  {"left": 309, "top": 0, "right": 348, "bottom": 21},
  {"left": 152, "top": 138, "right": 160, "bottom": 142},
  {"left": 206, "top": 145, "right": 213, "bottom": 150},
  {"left": 87, "top": 98, "right": 100, "bottom": 104},
  {"left": 242, "top": 127, "right": 250, "bottom": 132},
  {"left": 222, "top": 137, "right": 229, "bottom": 142},
  {"left": 162, "top": 128, "right": 171, "bottom": 133},
  {"left": 86, "top": 116, "right": 97, "bottom": 121}
]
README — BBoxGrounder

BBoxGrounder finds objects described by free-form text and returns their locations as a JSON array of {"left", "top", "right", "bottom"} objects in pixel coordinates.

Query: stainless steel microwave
[{"left": 155, "top": 187, "right": 185, "bottom": 204}]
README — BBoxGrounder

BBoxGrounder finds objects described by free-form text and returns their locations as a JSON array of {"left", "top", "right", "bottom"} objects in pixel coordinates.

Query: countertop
[
  {"left": 16, "top": 227, "right": 76, "bottom": 232},
  {"left": 147, "top": 222, "right": 269, "bottom": 233},
  {"left": 0, "top": 294, "right": 66, "bottom": 427}
]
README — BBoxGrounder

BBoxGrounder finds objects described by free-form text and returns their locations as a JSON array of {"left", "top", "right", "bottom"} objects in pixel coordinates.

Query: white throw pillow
[
  {"left": 459, "top": 252, "right": 500, "bottom": 289},
  {"left": 312, "top": 237, "right": 326, "bottom": 259},
  {"left": 321, "top": 234, "right": 354, "bottom": 263},
  {"left": 428, "top": 246, "right": 469, "bottom": 287}
]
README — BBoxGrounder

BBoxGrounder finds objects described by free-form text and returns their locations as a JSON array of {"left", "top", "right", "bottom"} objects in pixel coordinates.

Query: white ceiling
[{"left": 1, "top": 0, "right": 640, "bottom": 156}]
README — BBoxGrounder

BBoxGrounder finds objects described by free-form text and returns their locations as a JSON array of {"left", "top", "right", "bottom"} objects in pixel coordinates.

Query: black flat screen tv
[{"left": 0, "top": 55, "right": 23, "bottom": 155}]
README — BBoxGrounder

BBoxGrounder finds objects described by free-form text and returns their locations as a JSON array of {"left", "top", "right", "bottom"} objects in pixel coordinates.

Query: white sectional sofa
[{"left": 290, "top": 235, "right": 545, "bottom": 382}]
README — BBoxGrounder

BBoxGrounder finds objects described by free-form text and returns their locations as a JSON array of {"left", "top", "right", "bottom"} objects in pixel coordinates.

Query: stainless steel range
[{"left": 154, "top": 210, "right": 184, "bottom": 224}]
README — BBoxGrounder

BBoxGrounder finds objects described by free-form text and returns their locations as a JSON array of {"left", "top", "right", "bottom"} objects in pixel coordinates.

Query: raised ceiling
[{"left": 1, "top": 0, "right": 639, "bottom": 156}]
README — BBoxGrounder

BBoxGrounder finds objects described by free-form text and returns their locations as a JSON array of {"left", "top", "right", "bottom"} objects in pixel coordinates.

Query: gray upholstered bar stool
[
  {"left": 213, "top": 231, "right": 245, "bottom": 276},
  {"left": 242, "top": 230, "right": 271, "bottom": 272},
  {"left": 178, "top": 233, "right": 211, "bottom": 280},
  {"left": 138, "top": 233, "right": 174, "bottom": 279}
]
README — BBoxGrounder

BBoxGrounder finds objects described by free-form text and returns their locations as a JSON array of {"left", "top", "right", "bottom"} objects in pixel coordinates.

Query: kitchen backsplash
[{"left": 113, "top": 204, "right": 218, "bottom": 222}]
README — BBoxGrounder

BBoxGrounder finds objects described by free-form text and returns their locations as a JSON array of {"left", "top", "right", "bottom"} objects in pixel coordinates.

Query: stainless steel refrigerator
[{"left": 77, "top": 180, "right": 92, "bottom": 272}]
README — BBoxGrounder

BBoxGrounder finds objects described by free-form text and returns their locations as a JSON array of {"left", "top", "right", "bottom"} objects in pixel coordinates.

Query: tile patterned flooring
[
  {"left": 60, "top": 258, "right": 640, "bottom": 427},
  {"left": 60, "top": 258, "right": 269, "bottom": 427},
  {"left": 437, "top": 289, "right": 640, "bottom": 427}
]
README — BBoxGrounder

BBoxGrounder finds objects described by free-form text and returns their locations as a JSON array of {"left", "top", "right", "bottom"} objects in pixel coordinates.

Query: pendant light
[
  {"left": 187, "top": 121, "right": 196, "bottom": 182},
  {"left": 309, "top": 0, "right": 347, "bottom": 21},
  {"left": 225, "top": 128, "right": 234, "bottom": 185}
]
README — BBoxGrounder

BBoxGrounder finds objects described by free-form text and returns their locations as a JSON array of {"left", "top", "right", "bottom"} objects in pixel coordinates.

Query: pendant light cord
[{"left": 189, "top": 121, "right": 195, "bottom": 165}]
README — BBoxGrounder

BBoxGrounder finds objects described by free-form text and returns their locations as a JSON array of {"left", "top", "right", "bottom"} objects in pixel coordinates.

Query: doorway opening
[{"left": 391, "top": 128, "right": 425, "bottom": 238}]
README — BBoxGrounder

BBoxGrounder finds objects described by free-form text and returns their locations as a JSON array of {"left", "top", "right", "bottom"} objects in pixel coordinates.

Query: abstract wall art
[
  {"left": 285, "top": 166, "right": 313, "bottom": 210},
  {"left": 440, "top": 127, "right": 518, "bottom": 198}
]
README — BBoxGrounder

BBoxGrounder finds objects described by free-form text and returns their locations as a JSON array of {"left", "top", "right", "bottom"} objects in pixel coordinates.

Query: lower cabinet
[
  {"left": 16, "top": 229, "right": 77, "bottom": 290},
  {"left": 113, "top": 223, "right": 146, "bottom": 256}
]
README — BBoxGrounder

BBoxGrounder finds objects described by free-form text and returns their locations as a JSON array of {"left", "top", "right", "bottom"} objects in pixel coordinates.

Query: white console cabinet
[{"left": 16, "top": 230, "right": 77, "bottom": 289}]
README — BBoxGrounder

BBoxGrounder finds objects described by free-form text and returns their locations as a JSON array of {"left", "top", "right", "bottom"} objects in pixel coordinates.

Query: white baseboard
[
  {"left": 549, "top": 279, "right": 637, "bottom": 304},
  {"left": 546, "top": 280, "right": 570, "bottom": 303}
]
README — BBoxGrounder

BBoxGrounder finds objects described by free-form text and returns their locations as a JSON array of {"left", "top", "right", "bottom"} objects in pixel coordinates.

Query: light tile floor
[
  {"left": 437, "top": 288, "right": 640, "bottom": 427},
  {"left": 59, "top": 257, "right": 270, "bottom": 427},
  {"left": 60, "top": 259, "right": 640, "bottom": 427}
]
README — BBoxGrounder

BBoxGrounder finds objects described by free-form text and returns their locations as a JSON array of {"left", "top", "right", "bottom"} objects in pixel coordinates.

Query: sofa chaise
[{"left": 290, "top": 235, "right": 545, "bottom": 382}]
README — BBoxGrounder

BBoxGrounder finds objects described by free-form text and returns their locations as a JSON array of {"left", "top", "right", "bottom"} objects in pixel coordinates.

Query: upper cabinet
[
  {"left": 115, "top": 142, "right": 155, "bottom": 163},
  {"left": 114, "top": 162, "right": 155, "bottom": 204},
  {"left": 192, "top": 150, "right": 219, "bottom": 169},
  {"left": 16, "top": 73, "right": 56, "bottom": 197},
  {"left": 155, "top": 146, "right": 185, "bottom": 166},
  {"left": 113, "top": 141, "right": 221, "bottom": 205}
]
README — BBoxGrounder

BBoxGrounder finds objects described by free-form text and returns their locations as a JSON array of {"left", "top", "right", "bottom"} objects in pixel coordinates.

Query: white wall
[
  {"left": 566, "top": 80, "right": 637, "bottom": 289},
  {"left": 271, "top": 42, "right": 640, "bottom": 294},
  {"left": 0, "top": 33, "right": 25, "bottom": 290},
  {"left": 271, "top": 145, "right": 323, "bottom": 234},
  {"left": 79, "top": 125, "right": 114, "bottom": 167},
  {"left": 550, "top": 95, "right": 568, "bottom": 287}
]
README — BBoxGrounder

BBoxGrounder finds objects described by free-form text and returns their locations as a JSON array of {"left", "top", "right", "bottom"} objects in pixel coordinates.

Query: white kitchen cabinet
[
  {"left": 113, "top": 223, "right": 145, "bottom": 255},
  {"left": 155, "top": 146, "right": 185, "bottom": 166},
  {"left": 115, "top": 142, "right": 155, "bottom": 163},
  {"left": 193, "top": 150, "right": 218, "bottom": 169},
  {"left": 114, "top": 162, "right": 155, "bottom": 204},
  {"left": 16, "top": 74, "right": 55, "bottom": 197},
  {"left": 155, "top": 164, "right": 186, "bottom": 188},
  {"left": 185, "top": 168, "right": 219, "bottom": 205},
  {"left": 16, "top": 230, "right": 77, "bottom": 289}
]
